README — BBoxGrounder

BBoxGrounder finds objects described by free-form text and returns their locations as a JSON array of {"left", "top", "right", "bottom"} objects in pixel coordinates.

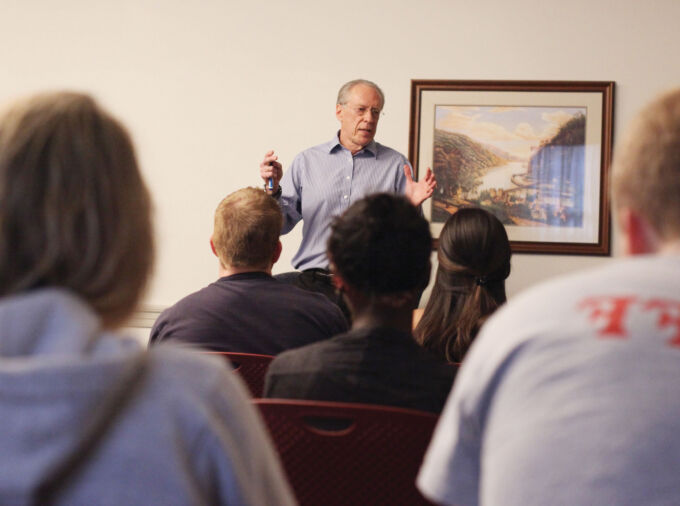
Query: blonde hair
[
  {"left": 0, "top": 91, "right": 154, "bottom": 328},
  {"left": 612, "top": 88, "right": 680, "bottom": 240},
  {"left": 212, "top": 187, "right": 282, "bottom": 270}
]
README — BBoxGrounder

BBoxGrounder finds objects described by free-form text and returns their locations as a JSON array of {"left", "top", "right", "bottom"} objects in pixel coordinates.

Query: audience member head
[
  {"left": 211, "top": 187, "right": 283, "bottom": 274},
  {"left": 612, "top": 88, "right": 680, "bottom": 255},
  {"left": 327, "top": 193, "right": 432, "bottom": 325},
  {"left": 0, "top": 91, "right": 153, "bottom": 328},
  {"left": 415, "top": 207, "right": 511, "bottom": 362}
]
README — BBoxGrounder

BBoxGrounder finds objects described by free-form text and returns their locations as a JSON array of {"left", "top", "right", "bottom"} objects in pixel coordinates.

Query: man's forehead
[{"left": 347, "top": 85, "right": 382, "bottom": 105}]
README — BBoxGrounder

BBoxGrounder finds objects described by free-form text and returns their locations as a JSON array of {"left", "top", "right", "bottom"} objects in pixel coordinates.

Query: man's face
[{"left": 336, "top": 84, "right": 382, "bottom": 153}]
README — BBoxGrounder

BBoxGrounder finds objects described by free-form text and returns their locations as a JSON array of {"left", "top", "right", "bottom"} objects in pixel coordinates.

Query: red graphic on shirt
[
  {"left": 644, "top": 299, "right": 680, "bottom": 347},
  {"left": 578, "top": 296, "right": 680, "bottom": 348},
  {"left": 578, "top": 296, "right": 636, "bottom": 337}
]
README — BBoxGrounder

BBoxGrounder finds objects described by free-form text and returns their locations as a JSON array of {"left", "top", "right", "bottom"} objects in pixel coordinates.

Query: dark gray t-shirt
[
  {"left": 150, "top": 272, "right": 348, "bottom": 354},
  {"left": 265, "top": 326, "right": 457, "bottom": 414}
]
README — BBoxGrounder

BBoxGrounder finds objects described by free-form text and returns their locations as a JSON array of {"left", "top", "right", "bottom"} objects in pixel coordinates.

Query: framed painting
[{"left": 409, "top": 80, "right": 615, "bottom": 255}]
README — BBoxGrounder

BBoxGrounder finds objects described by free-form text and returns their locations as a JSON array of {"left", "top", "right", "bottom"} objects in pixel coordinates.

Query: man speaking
[{"left": 259, "top": 79, "right": 435, "bottom": 311}]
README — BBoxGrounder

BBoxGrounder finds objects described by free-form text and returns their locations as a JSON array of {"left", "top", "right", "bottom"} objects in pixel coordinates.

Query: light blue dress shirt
[{"left": 279, "top": 133, "right": 411, "bottom": 270}]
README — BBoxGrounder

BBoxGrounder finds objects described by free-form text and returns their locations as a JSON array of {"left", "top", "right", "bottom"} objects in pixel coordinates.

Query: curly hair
[{"left": 326, "top": 193, "right": 431, "bottom": 295}]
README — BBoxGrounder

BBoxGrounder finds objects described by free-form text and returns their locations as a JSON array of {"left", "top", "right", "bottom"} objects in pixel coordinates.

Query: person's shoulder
[
  {"left": 594, "top": 252, "right": 680, "bottom": 289},
  {"left": 466, "top": 257, "right": 650, "bottom": 367},
  {"left": 146, "top": 344, "right": 247, "bottom": 403},
  {"left": 156, "top": 283, "right": 219, "bottom": 319},
  {"left": 504, "top": 260, "right": 621, "bottom": 310},
  {"left": 287, "top": 139, "right": 336, "bottom": 178},
  {"left": 502, "top": 253, "right": 680, "bottom": 326},
  {"left": 272, "top": 338, "right": 329, "bottom": 363},
  {"left": 144, "top": 344, "right": 297, "bottom": 505},
  {"left": 148, "top": 344, "right": 225, "bottom": 382},
  {"left": 150, "top": 283, "right": 221, "bottom": 341},
  {"left": 270, "top": 332, "right": 347, "bottom": 370},
  {"left": 373, "top": 141, "right": 407, "bottom": 161},
  {"left": 280, "top": 280, "right": 340, "bottom": 308},
  {"left": 294, "top": 136, "right": 338, "bottom": 158},
  {"left": 270, "top": 278, "right": 347, "bottom": 320},
  {"left": 502, "top": 255, "right": 671, "bottom": 316}
]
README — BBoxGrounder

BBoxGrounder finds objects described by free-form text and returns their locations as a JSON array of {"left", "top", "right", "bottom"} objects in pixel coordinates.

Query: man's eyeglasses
[{"left": 343, "top": 104, "right": 384, "bottom": 119}]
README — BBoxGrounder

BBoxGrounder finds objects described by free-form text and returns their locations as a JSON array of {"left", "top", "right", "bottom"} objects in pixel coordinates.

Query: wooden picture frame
[{"left": 409, "top": 80, "right": 615, "bottom": 255}]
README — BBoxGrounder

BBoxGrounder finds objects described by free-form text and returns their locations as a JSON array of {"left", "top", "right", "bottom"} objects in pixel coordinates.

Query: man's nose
[{"left": 363, "top": 110, "right": 378, "bottom": 121}]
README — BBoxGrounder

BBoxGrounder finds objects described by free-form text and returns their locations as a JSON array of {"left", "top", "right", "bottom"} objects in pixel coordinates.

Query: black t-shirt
[
  {"left": 150, "top": 272, "right": 348, "bottom": 355},
  {"left": 264, "top": 326, "right": 457, "bottom": 413}
]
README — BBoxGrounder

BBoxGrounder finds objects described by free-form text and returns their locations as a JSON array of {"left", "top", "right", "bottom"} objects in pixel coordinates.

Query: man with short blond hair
[
  {"left": 612, "top": 91, "right": 680, "bottom": 242},
  {"left": 151, "top": 187, "right": 348, "bottom": 354},
  {"left": 211, "top": 187, "right": 282, "bottom": 270},
  {"left": 417, "top": 88, "right": 680, "bottom": 506}
]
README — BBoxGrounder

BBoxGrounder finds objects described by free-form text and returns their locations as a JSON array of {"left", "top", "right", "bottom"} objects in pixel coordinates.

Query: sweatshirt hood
[
  {"left": 0, "top": 289, "right": 101, "bottom": 357},
  {"left": 0, "top": 289, "right": 142, "bottom": 501}
]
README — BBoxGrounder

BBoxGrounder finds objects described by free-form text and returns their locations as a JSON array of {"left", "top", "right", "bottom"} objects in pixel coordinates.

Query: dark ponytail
[{"left": 414, "top": 207, "right": 511, "bottom": 362}]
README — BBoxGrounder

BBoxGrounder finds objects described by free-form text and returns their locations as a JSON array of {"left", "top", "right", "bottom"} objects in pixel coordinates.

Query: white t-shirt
[{"left": 417, "top": 254, "right": 680, "bottom": 506}]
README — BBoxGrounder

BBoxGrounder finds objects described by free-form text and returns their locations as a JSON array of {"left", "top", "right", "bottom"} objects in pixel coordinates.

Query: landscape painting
[
  {"left": 409, "top": 80, "right": 614, "bottom": 255},
  {"left": 431, "top": 105, "right": 586, "bottom": 228}
]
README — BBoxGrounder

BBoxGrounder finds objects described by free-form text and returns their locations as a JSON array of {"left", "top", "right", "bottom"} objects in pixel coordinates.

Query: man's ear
[
  {"left": 332, "top": 273, "right": 347, "bottom": 293},
  {"left": 272, "top": 240, "right": 282, "bottom": 265},
  {"left": 209, "top": 236, "right": 218, "bottom": 257},
  {"left": 335, "top": 103, "right": 344, "bottom": 121},
  {"left": 328, "top": 262, "right": 347, "bottom": 292},
  {"left": 618, "top": 207, "right": 660, "bottom": 255}
]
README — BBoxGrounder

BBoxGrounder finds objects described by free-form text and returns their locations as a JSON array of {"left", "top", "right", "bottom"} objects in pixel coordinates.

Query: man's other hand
[{"left": 404, "top": 165, "right": 436, "bottom": 206}]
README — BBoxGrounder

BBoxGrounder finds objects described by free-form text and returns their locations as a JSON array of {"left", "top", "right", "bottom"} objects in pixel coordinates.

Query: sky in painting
[{"left": 435, "top": 105, "right": 585, "bottom": 159}]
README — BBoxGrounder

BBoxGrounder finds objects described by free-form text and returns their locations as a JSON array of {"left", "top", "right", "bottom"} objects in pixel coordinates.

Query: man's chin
[{"left": 357, "top": 133, "right": 375, "bottom": 145}]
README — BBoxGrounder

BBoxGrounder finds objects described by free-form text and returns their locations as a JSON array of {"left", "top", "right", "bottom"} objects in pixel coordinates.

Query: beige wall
[{"left": 2, "top": 0, "right": 680, "bottom": 316}]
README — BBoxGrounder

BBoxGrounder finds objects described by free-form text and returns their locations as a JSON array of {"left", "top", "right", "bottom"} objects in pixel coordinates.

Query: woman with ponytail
[{"left": 414, "top": 207, "right": 511, "bottom": 363}]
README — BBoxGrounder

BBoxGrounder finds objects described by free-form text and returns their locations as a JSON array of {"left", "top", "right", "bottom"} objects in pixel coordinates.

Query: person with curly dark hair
[
  {"left": 414, "top": 207, "right": 511, "bottom": 363},
  {"left": 264, "top": 193, "right": 455, "bottom": 414}
]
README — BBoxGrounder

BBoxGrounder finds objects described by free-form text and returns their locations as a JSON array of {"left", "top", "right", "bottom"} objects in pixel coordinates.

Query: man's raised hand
[
  {"left": 260, "top": 150, "right": 283, "bottom": 191},
  {"left": 404, "top": 165, "right": 436, "bottom": 206}
]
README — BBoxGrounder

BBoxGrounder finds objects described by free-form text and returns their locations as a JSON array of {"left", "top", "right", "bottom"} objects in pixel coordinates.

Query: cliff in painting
[{"left": 432, "top": 106, "right": 586, "bottom": 229}]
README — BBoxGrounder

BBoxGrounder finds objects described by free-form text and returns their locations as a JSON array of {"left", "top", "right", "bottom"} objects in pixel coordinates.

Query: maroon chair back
[
  {"left": 206, "top": 352, "right": 274, "bottom": 397},
  {"left": 253, "top": 399, "right": 437, "bottom": 506}
]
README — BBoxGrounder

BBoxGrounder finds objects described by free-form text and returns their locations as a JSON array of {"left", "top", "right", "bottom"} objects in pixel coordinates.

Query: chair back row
[
  {"left": 206, "top": 352, "right": 437, "bottom": 504},
  {"left": 254, "top": 399, "right": 437, "bottom": 506},
  {"left": 204, "top": 351, "right": 274, "bottom": 397}
]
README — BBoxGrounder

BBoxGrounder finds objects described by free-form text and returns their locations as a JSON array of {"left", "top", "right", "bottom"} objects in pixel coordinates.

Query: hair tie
[{"left": 475, "top": 276, "right": 488, "bottom": 286}]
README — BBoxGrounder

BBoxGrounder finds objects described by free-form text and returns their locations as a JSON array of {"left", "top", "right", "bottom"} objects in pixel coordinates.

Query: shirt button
[
  {"left": 346, "top": 176, "right": 350, "bottom": 180},
  {"left": 343, "top": 195, "right": 348, "bottom": 199}
]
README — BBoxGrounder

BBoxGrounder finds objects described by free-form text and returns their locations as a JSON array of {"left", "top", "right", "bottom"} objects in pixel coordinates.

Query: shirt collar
[
  {"left": 219, "top": 271, "right": 273, "bottom": 283},
  {"left": 328, "top": 131, "right": 377, "bottom": 157}
]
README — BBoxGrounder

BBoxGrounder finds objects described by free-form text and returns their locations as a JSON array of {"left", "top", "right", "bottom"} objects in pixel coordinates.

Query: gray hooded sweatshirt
[{"left": 0, "top": 289, "right": 295, "bottom": 505}]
